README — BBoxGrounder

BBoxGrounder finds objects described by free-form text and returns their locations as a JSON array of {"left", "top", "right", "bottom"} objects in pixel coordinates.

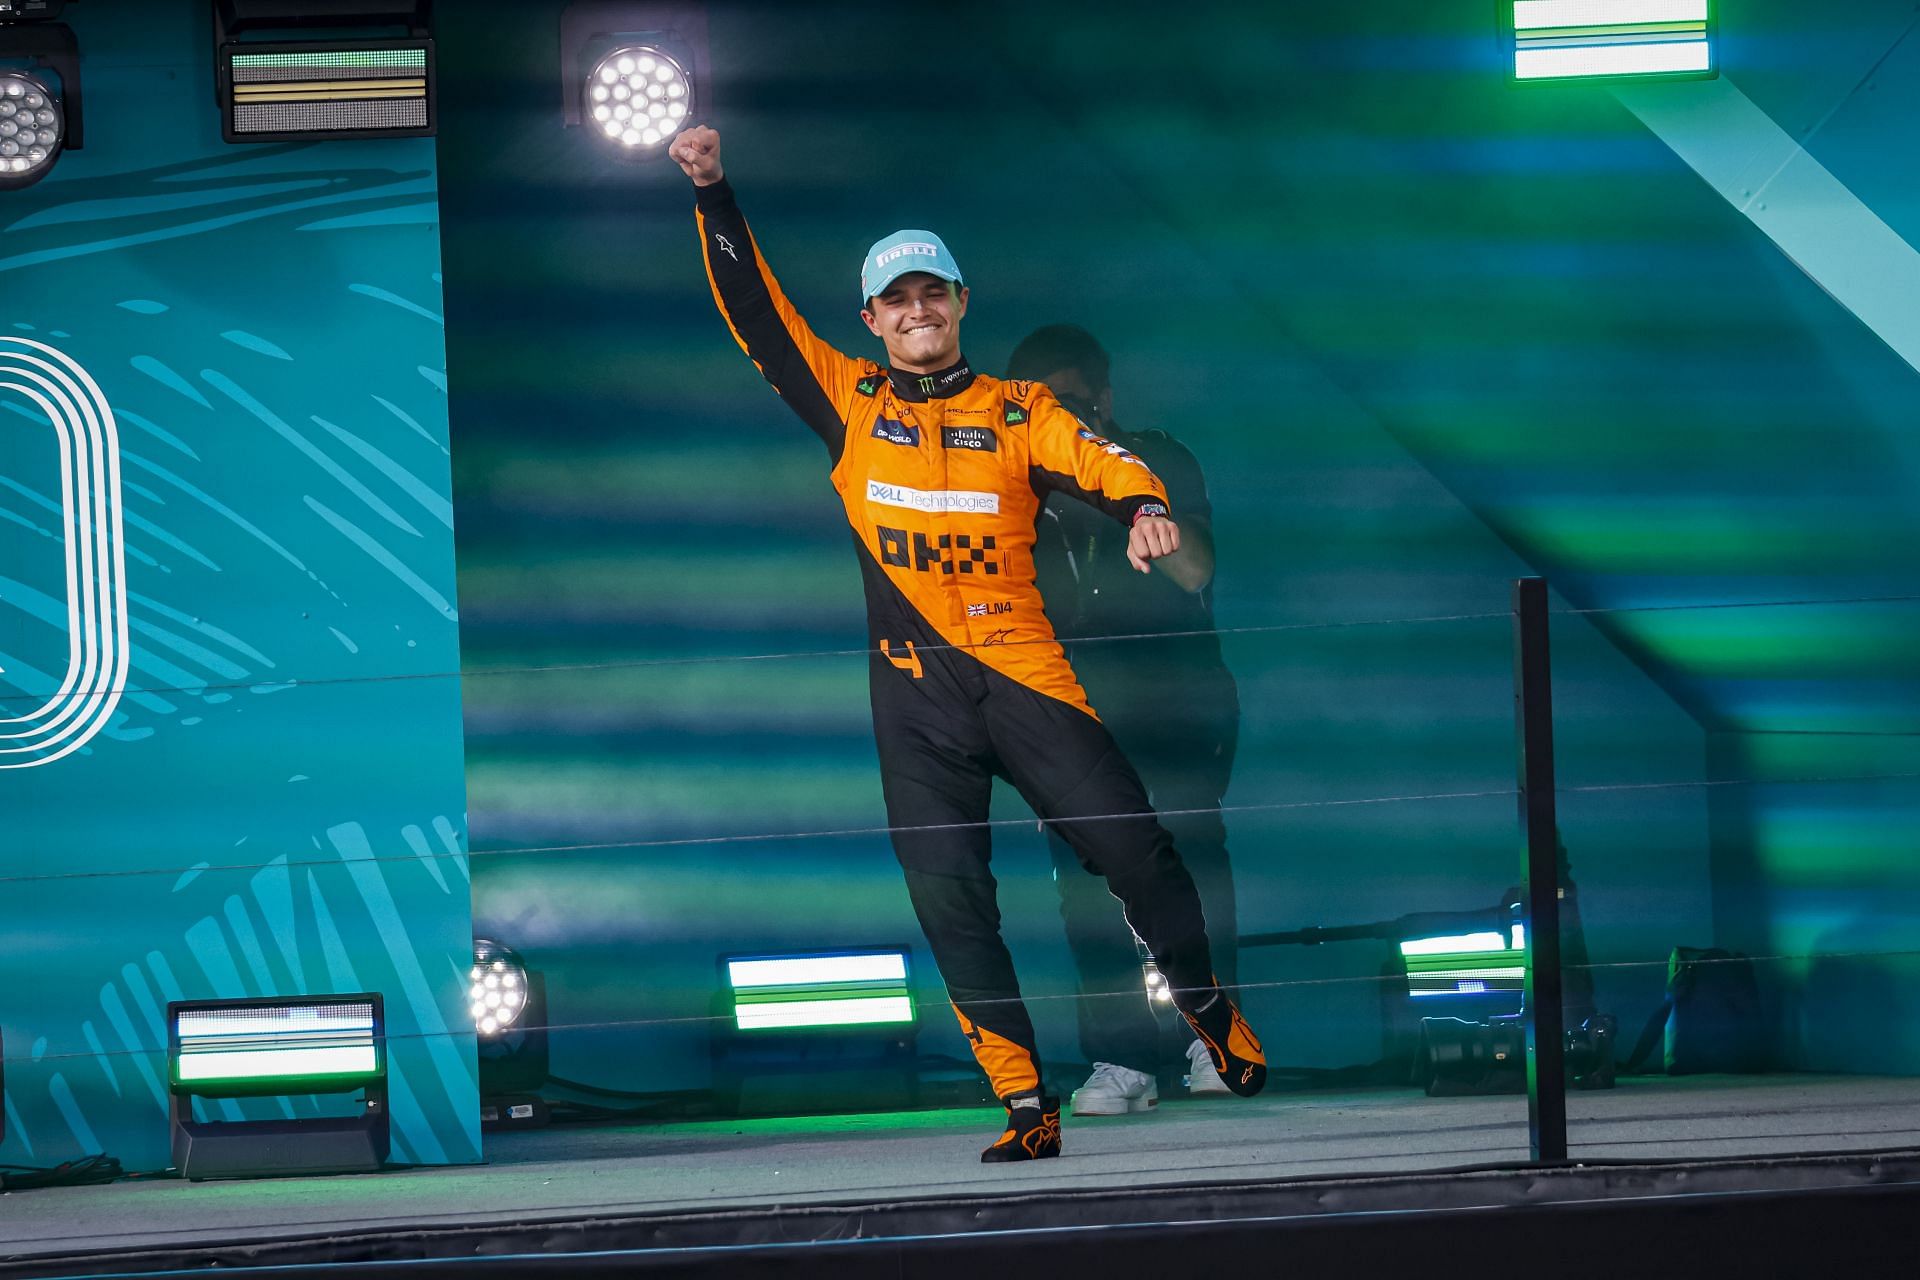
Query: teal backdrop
[
  {"left": 5, "top": 0, "right": 1914, "bottom": 1179},
  {"left": 440, "top": 0, "right": 1919, "bottom": 1121},
  {"left": 434, "top": 0, "right": 1915, "bottom": 1118},
  {"left": 0, "top": 4, "right": 478, "bottom": 1170}
]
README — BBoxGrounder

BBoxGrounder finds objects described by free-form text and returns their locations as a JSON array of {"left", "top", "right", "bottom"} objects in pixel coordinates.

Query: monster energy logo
[{"left": 918, "top": 375, "right": 936, "bottom": 394}]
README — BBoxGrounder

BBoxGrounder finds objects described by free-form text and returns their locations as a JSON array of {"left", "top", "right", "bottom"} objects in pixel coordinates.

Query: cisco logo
[{"left": 1, "top": 337, "right": 129, "bottom": 769}]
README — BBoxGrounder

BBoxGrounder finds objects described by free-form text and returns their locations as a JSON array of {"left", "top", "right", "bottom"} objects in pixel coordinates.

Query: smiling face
[{"left": 861, "top": 272, "right": 969, "bottom": 375}]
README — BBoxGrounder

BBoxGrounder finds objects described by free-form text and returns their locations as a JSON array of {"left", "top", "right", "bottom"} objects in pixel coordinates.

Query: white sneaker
[
  {"left": 1185, "top": 1037, "right": 1232, "bottom": 1097},
  {"left": 1070, "top": 1061, "right": 1159, "bottom": 1116}
]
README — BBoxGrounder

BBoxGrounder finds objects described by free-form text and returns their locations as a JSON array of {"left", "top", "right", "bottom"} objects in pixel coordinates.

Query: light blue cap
[{"left": 860, "top": 229, "right": 963, "bottom": 302}]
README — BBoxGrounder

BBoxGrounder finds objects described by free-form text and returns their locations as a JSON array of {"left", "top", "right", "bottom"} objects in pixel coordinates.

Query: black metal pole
[{"left": 1513, "top": 577, "right": 1567, "bottom": 1163}]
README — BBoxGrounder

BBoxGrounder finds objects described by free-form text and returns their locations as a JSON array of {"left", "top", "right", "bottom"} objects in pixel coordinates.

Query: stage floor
[{"left": 5, "top": 1073, "right": 1919, "bottom": 1273}]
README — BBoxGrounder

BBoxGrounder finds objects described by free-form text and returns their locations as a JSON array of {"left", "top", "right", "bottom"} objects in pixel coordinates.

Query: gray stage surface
[{"left": 5, "top": 1074, "right": 1919, "bottom": 1268}]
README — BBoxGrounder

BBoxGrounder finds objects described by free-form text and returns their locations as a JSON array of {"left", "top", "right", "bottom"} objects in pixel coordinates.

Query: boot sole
[{"left": 1070, "top": 1095, "right": 1159, "bottom": 1116}]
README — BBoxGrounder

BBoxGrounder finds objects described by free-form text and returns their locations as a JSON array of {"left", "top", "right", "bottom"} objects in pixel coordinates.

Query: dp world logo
[{"left": 0, "top": 337, "right": 129, "bottom": 769}]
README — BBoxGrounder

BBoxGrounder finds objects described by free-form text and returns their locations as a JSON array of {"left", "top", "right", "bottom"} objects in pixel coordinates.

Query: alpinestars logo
[{"left": 714, "top": 233, "right": 739, "bottom": 262}]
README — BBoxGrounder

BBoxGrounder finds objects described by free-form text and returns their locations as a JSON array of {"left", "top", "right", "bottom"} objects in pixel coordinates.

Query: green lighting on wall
[{"left": 1507, "top": 1, "right": 1715, "bottom": 84}]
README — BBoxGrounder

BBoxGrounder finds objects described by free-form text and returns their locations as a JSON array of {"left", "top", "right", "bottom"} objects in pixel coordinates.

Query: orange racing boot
[
  {"left": 980, "top": 1092, "right": 1063, "bottom": 1163},
  {"left": 1178, "top": 983, "right": 1266, "bottom": 1097}
]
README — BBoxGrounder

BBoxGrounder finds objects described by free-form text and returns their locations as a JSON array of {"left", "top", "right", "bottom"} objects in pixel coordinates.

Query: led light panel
[
  {"left": 725, "top": 949, "right": 915, "bottom": 1032},
  {"left": 1402, "top": 932, "right": 1528, "bottom": 998},
  {"left": 221, "top": 42, "right": 434, "bottom": 141},
  {"left": 1509, "top": 1, "right": 1714, "bottom": 83},
  {"left": 173, "top": 1000, "right": 379, "bottom": 1087},
  {"left": 1399, "top": 932, "right": 1509, "bottom": 957}
]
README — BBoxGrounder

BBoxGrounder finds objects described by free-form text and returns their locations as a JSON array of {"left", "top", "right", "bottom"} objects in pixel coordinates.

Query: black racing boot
[
  {"left": 980, "top": 1092, "right": 1062, "bottom": 1163},
  {"left": 1178, "top": 983, "right": 1267, "bottom": 1097}
]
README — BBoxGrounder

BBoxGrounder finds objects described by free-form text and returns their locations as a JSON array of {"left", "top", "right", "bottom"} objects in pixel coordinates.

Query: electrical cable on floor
[
  {"left": 538, "top": 1078, "right": 713, "bottom": 1124},
  {"left": 543, "top": 1073, "right": 693, "bottom": 1100},
  {"left": 0, "top": 1153, "right": 125, "bottom": 1191}
]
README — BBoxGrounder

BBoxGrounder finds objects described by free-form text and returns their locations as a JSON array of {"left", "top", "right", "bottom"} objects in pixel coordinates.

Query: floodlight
[
  {"left": 213, "top": 1, "right": 434, "bottom": 141},
  {"left": 583, "top": 45, "right": 690, "bottom": 153},
  {"left": 168, "top": 994, "right": 388, "bottom": 1179},
  {"left": 473, "top": 938, "right": 549, "bottom": 1125},
  {"left": 1504, "top": 1, "right": 1716, "bottom": 84},
  {"left": 0, "top": 11, "right": 81, "bottom": 192},
  {"left": 0, "top": 72, "right": 57, "bottom": 185},
  {"left": 470, "top": 937, "right": 531, "bottom": 1039},
  {"left": 560, "top": 2, "right": 709, "bottom": 161}
]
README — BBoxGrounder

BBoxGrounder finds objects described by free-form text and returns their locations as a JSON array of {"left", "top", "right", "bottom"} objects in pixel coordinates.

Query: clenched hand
[
  {"left": 1127, "top": 515, "right": 1181, "bottom": 574},
  {"left": 669, "top": 126, "right": 724, "bottom": 186}
]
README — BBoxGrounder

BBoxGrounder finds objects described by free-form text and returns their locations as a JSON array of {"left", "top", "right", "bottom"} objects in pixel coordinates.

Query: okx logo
[
  {"left": 0, "top": 338, "right": 131, "bottom": 769},
  {"left": 876, "top": 525, "right": 999, "bottom": 576}
]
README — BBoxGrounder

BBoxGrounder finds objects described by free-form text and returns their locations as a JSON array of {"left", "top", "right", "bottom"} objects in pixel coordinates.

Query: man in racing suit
[{"left": 670, "top": 125, "right": 1264, "bottom": 1162}]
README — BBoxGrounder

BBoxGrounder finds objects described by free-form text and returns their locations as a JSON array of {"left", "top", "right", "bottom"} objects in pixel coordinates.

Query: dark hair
[{"left": 1007, "top": 324, "right": 1110, "bottom": 392}]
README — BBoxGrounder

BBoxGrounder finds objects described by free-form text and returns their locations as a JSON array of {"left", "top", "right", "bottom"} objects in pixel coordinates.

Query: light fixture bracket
[
  {"left": 0, "top": 17, "right": 80, "bottom": 150},
  {"left": 559, "top": 0, "right": 709, "bottom": 128}
]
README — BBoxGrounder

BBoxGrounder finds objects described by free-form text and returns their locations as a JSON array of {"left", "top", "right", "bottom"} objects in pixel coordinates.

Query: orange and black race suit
[{"left": 694, "top": 178, "right": 1218, "bottom": 1100}]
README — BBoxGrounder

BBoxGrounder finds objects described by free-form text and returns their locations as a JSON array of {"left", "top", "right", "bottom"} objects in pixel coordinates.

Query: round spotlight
[
  {"left": 582, "top": 45, "right": 691, "bottom": 158},
  {"left": 471, "top": 939, "right": 530, "bottom": 1040},
  {"left": 0, "top": 72, "right": 64, "bottom": 192}
]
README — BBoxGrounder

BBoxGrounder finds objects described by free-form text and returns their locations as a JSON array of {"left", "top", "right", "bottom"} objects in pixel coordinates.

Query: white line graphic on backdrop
[{"left": 0, "top": 336, "right": 130, "bottom": 768}]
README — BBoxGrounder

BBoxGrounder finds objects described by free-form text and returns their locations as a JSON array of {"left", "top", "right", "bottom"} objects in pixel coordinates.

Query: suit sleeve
[
  {"left": 1138, "top": 432, "right": 1210, "bottom": 526},
  {"left": 694, "top": 178, "right": 860, "bottom": 461},
  {"left": 1024, "top": 386, "right": 1171, "bottom": 526}
]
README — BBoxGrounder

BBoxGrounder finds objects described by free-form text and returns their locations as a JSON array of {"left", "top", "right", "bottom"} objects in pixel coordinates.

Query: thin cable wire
[
  {"left": 0, "top": 784, "right": 1521, "bottom": 885},
  {"left": 1558, "top": 593, "right": 1920, "bottom": 618},
  {"left": 4, "top": 591, "right": 1917, "bottom": 708},
  {"left": 0, "top": 608, "right": 1514, "bottom": 706},
  {"left": 7, "top": 769, "right": 1920, "bottom": 888},
  {"left": 13, "top": 947, "right": 1920, "bottom": 1072}
]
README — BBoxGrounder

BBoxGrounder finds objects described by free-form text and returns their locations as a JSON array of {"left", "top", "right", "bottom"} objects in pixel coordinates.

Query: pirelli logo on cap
[
  {"left": 866, "top": 479, "right": 1001, "bottom": 515},
  {"left": 875, "top": 242, "right": 938, "bottom": 267}
]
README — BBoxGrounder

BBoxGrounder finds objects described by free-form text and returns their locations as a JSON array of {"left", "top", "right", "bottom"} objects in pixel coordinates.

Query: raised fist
[{"left": 669, "top": 125, "right": 723, "bottom": 187}]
